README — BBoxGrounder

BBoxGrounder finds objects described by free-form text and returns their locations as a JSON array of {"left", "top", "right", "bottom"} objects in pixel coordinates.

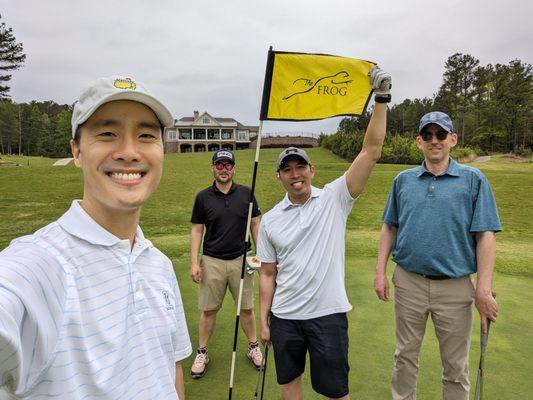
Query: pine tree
[{"left": 0, "top": 14, "right": 26, "bottom": 99}]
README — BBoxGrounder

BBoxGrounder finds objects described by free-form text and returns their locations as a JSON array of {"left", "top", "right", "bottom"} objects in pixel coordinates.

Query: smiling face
[
  {"left": 416, "top": 123, "right": 458, "bottom": 165},
  {"left": 277, "top": 156, "right": 315, "bottom": 204},
  {"left": 71, "top": 100, "right": 164, "bottom": 219}
]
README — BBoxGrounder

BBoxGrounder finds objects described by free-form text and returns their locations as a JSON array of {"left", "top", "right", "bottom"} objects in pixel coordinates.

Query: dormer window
[{"left": 202, "top": 116, "right": 210, "bottom": 124}]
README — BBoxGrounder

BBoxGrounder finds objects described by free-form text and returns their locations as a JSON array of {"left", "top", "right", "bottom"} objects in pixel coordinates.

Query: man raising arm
[{"left": 258, "top": 66, "right": 392, "bottom": 400}]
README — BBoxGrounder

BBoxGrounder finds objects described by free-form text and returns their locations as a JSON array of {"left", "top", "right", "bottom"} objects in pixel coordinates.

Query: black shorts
[{"left": 269, "top": 312, "right": 349, "bottom": 398}]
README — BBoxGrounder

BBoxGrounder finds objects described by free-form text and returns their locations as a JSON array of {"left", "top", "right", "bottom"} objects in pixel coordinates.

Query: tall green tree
[
  {"left": 0, "top": 14, "right": 26, "bottom": 99},
  {"left": 434, "top": 53, "right": 479, "bottom": 145},
  {"left": 54, "top": 108, "right": 72, "bottom": 156},
  {"left": 0, "top": 100, "right": 20, "bottom": 154},
  {"left": 27, "top": 105, "right": 47, "bottom": 155}
]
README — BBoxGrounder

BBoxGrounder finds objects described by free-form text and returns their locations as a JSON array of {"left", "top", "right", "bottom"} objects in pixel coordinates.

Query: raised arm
[{"left": 345, "top": 67, "right": 391, "bottom": 198}]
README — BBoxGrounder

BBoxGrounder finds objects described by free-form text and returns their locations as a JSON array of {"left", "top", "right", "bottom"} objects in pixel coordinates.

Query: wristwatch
[{"left": 375, "top": 94, "right": 391, "bottom": 103}]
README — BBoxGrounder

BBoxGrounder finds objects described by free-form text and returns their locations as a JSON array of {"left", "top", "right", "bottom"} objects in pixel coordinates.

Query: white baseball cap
[{"left": 71, "top": 75, "right": 174, "bottom": 137}]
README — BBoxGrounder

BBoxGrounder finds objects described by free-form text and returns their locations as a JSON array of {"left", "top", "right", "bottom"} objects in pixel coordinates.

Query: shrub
[
  {"left": 451, "top": 146, "right": 476, "bottom": 161},
  {"left": 514, "top": 145, "right": 533, "bottom": 158}
]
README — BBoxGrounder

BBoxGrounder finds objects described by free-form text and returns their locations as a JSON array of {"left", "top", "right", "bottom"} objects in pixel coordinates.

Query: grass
[{"left": 0, "top": 149, "right": 532, "bottom": 399}]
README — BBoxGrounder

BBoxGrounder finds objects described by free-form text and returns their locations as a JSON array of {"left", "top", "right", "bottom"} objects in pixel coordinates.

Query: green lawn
[{"left": 0, "top": 149, "right": 532, "bottom": 399}]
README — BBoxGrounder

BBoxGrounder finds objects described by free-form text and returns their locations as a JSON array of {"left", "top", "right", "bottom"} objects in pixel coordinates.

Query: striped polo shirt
[{"left": 0, "top": 201, "right": 192, "bottom": 399}]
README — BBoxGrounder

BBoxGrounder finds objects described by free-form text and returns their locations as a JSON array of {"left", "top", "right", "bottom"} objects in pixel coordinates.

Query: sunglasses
[
  {"left": 420, "top": 130, "right": 450, "bottom": 141},
  {"left": 214, "top": 162, "right": 234, "bottom": 171}
]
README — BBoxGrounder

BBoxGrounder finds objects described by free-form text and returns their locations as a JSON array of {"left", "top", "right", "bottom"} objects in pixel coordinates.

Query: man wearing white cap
[
  {"left": 0, "top": 76, "right": 191, "bottom": 399},
  {"left": 374, "top": 111, "right": 501, "bottom": 399}
]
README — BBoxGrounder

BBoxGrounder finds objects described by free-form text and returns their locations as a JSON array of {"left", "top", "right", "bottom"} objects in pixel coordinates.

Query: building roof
[{"left": 175, "top": 111, "right": 258, "bottom": 130}]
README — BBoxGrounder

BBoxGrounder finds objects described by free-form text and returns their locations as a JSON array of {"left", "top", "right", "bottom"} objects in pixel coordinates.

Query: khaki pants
[
  {"left": 198, "top": 255, "right": 254, "bottom": 311},
  {"left": 391, "top": 266, "right": 475, "bottom": 400}
]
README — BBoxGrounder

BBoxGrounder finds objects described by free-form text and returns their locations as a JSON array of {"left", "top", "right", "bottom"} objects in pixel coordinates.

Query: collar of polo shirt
[
  {"left": 281, "top": 185, "right": 321, "bottom": 209},
  {"left": 416, "top": 157, "right": 460, "bottom": 178},
  {"left": 58, "top": 201, "right": 150, "bottom": 248}
]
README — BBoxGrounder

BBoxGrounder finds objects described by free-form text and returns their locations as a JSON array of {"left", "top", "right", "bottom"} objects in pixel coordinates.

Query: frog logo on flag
[{"left": 283, "top": 71, "right": 353, "bottom": 100}]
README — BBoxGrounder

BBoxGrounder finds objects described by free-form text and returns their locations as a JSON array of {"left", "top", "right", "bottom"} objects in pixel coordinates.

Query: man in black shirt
[{"left": 189, "top": 150, "right": 262, "bottom": 379}]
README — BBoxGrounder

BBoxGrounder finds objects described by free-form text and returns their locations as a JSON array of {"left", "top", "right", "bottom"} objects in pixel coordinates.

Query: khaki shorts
[{"left": 199, "top": 254, "right": 254, "bottom": 311}]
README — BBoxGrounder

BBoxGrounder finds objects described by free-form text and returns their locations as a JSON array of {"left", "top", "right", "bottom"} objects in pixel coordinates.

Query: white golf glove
[{"left": 369, "top": 66, "right": 392, "bottom": 101}]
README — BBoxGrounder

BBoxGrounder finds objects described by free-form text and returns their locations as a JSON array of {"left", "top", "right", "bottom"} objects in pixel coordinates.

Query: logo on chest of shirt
[{"left": 161, "top": 290, "right": 175, "bottom": 311}]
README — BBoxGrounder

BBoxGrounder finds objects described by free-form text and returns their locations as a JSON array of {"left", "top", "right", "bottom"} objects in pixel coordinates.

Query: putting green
[{"left": 0, "top": 150, "right": 531, "bottom": 399}]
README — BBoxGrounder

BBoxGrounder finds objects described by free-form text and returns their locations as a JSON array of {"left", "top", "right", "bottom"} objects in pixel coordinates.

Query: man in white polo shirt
[
  {"left": 0, "top": 76, "right": 191, "bottom": 399},
  {"left": 258, "top": 66, "right": 392, "bottom": 399}
]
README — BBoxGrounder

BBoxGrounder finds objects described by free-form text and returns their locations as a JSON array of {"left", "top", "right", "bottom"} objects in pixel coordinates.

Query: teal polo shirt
[{"left": 382, "top": 158, "right": 501, "bottom": 278}]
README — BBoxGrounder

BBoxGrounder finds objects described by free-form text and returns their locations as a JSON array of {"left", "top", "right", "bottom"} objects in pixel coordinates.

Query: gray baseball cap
[
  {"left": 277, "top": 147, "right": 311, "bottom": 170},
  {"left": 419, "top": 111, "right": 453, "bottom": 133},
  {"left": 71, "top": 75, "right": 174, "bottom": 137}
]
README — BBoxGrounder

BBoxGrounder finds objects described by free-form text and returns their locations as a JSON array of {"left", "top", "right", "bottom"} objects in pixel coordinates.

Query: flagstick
[{"left": 228, "top": 121, "right": 264, "bottom": 400}]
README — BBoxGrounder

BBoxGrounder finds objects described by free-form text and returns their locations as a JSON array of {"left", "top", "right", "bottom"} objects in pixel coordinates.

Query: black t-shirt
[{"left": 191, "top": 181, "right": 261, "bottom": 260}]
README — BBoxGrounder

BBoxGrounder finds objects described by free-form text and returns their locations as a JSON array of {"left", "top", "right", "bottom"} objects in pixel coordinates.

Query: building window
[
  {"left": 179, "top": 129, "right": 192, "bottom": 140},
  {"left": 194, "top": 129, "right": 206, "bottom": 140},
  {"left": 221, "top": 129, "right": 233, "bottom": 140},
  {"left": 202, "top": 116, "right": 210, "bottom": 124},
  {"left": 167, "top": 130, "right": 177, "bottom": 140},
  {"left": 237, "top": 130, "right": 248, "bottom": 141},
  {"left": 208, "top": 129, "right": 220, "bottom": 140}
]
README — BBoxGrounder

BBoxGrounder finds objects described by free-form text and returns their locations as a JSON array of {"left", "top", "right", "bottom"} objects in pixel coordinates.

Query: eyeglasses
[
  {"left": 214, "top": 162, "right": 234, "bottom": 171},
  {"left": 420, "top": 130, "right": 450, "bottom": 141}
]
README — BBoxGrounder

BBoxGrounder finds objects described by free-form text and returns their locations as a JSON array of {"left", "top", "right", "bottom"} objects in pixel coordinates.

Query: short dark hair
[{"left": 73, "top": 126, "right": 82, "bottom": 145}]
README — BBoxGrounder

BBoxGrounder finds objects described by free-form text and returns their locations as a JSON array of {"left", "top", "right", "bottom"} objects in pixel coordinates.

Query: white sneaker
[
  {"left": 191, "top": 349, "right": 209, "bottom": 379},
  {"left": 247, "top": 344, "right": 263, "bottom": 370}
]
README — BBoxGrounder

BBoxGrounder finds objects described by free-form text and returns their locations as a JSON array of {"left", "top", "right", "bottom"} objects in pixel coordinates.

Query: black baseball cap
[{"left": 212, "top": 150, "right": 235, "bottom": 164}]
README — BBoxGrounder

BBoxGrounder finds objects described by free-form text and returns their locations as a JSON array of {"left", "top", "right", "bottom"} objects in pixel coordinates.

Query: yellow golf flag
[{"left": 260, "top": 50, "right": 376, "bottom": 121}]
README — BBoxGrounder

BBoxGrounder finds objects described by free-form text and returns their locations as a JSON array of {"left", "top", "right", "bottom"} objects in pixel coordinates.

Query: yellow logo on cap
[{"left": 114, "top": 77, "right": 136, "bottom": 90}]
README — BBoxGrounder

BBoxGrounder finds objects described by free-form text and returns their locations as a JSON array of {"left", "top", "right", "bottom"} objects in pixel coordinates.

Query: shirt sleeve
[
  {"left": 382, "top": 178, "right": 399, "bottom": 227},
  {"left": 190, "top": 193, "right": 205, "bottom": 224},
  {"left": 324, "top": 174, "right": 357, "bottom": 216},
  {"left": 0, "top": 244, "right": 67, "bottom": 395},
  {"left": 252, "top": 195, "right": 261, "bottom": 218},
  {"left": 470, "top": 173, "right": 502, "bottom": 233},
  {"left": 170, "top": 272, "right": 192, "bottom": 362},
  {"left": 256, "top": 218, "right": 277, "bottom": 263}
]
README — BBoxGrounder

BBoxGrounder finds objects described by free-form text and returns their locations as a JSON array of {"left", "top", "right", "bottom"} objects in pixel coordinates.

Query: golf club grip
[{"left": 481, "top": 319, "right": 491, "bottom": 350}]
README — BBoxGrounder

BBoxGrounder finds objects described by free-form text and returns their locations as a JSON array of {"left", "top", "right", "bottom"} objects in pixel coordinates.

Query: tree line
[
  {"left": 0, "top": 101, "right": 72, "bottom": 157},
  {"left": 322, "top": 53, "right": 532, "bottom": 163}
]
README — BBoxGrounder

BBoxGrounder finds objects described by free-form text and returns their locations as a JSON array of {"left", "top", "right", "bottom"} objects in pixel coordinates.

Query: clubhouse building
[{"left": 164, "top": 111, "right": 259, "bottom": 153}]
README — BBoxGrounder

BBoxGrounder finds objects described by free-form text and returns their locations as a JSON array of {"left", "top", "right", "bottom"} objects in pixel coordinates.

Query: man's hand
[
  {"left": 190, "top": 263, "right": 202, "bottom": 284},
  {"left": 475, "top": 289, "right": 498, "bottom": 333},
  {"left": 370, "top": 66, "right": 392, "bottom": 98},
  {"left": 260, "top": 324, "right": 271, "bottom": 348},
  {"left": 374, "top": 272, "right": 390, "bottom": 301}
]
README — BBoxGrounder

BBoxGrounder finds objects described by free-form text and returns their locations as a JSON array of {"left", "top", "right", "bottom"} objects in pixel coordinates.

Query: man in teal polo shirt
[{"left": 374, "top": 111, "right": 501, "bottom": 400}]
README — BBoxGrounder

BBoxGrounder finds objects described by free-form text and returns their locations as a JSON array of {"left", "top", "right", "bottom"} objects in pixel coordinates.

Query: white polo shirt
[
  {"left": 257, "top": 174, "right": 356, "bottom": 320},
  {"left": 0, "top": 201, "right": 191, "bottom": 399}
]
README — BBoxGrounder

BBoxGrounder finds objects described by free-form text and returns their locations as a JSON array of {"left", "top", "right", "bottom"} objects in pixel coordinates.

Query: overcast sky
[{"left": 2, "top": 0, "right": 532, "bottom": 134}]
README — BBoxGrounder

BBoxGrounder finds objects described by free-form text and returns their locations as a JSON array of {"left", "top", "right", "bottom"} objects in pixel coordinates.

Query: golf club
[
  {"left": 473, "top": 319, "right": 492, "bottom": 400},
  {"left": 260, "top": 345, "right": 269, "bottom": 400}
]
